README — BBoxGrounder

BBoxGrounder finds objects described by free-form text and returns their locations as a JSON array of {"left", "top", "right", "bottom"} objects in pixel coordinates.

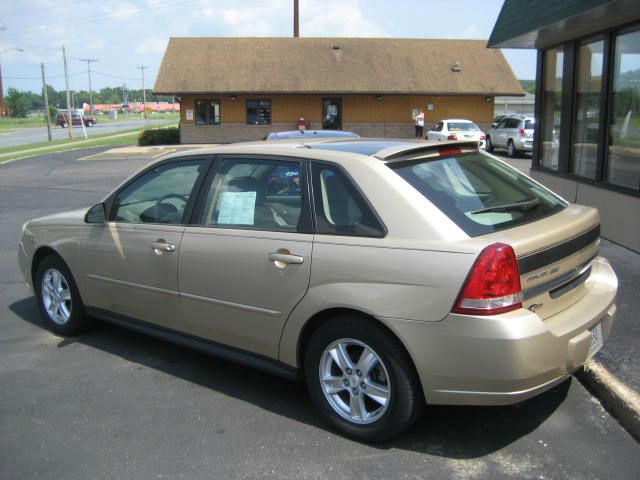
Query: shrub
[{"left": 137, "top": 126, "right": 180, "bottom": 146}]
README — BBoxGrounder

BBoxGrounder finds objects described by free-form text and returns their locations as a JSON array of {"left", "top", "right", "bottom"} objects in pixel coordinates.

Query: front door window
[{"left": 323, "top": 98, "right": 342, "bottom": 130}]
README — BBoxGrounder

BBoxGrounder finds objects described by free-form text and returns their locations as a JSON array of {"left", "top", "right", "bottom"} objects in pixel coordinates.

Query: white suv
[{"left": 486, "top": 115, "right": 534, "bottom": 157}]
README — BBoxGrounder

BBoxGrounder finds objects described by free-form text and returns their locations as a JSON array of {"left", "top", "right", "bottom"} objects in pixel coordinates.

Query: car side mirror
[{"left": 85, "top": 203, "right": 106, "bottom": 223}]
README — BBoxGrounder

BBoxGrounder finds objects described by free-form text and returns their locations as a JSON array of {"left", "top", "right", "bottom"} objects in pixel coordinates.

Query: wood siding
[{"left": 180, "top": 94, "right": 494, "bottom": 129}]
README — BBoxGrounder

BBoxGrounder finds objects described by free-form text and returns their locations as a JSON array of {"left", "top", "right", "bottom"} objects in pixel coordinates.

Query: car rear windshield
[
  {"left": 447, "top": 122, "right": 480, "bottom": 132},
  {"left": 524, "top": 119, "right": 534, "bottom": 130},
  {"left": 389, "top": 152, "right": 567, "bottom": 236}
]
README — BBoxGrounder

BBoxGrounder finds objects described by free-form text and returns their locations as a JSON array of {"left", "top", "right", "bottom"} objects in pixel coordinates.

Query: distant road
[{"left": 0, "top": 119, "right": 173, "bottom": 149}]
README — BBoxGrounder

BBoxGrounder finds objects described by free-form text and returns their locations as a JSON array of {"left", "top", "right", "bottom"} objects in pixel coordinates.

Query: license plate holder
[{"left": 588, "top": 322, "right": 603, "bottom": 357}]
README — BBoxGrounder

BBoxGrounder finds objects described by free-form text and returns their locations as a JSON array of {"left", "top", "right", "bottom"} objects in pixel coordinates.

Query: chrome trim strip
[
  {"left": 434, "top": 375, "right": 569, "bottom": 397},
  {"left": 87, "top": 273, "right": 282, "bottom": 317},
  {"left": 87, "top": 274, "right": 179, "bottom": 297},
  {"left": 522, "top": 255, "right": 595, "bottom": 301},
  {"left": 180, "top": 292, "right": 281, "bottom": 317}
]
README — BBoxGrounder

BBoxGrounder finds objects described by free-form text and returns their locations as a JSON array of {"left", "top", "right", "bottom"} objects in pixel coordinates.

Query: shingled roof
[{"left": 153, "top": 37, "right": 524, "bottom": 96}]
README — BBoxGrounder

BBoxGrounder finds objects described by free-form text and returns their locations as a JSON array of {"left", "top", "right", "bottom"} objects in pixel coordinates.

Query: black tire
[
  {"left": 34, "top": 254, "right": 93, "bottom": 336},
  {"left": 507, "top": 140, "right": 518, "bottom": 158},
  {"left": 304, "top": 315, "right": 424, "bottom": 442},
  {"left": 86, "top": 121, "right": 93, "bottom": 127},
  {"left": 485, "top": 135, "right": 494, "bottom": 152},
  {"left": 61, "top": 123, "right": 67, "bottom": 128}
]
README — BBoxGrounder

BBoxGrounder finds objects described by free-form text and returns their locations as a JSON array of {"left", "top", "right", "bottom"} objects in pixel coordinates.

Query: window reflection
[
  {"left": 607, "top": 29, "right": 640, "bottom": 191},
  {"left": 572, "top": 40, "right": 604, "bottom": 179},
  {"left": 541, "top": 48, "right": 563, "bottom": 170}
]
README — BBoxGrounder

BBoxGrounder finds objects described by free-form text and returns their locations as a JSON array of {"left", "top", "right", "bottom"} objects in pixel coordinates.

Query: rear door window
[
  {"left": 389, "top": 152, "right": 567, "bottom": 236},
  {"left": 311, "top": 163, "right": 385, "bottom": 237}
]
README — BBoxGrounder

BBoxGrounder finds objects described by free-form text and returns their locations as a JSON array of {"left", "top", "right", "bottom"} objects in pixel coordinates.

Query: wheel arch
[
  {"left": 31, "top": 246, "right": 81, "bottom": 296},
  {"left": 295, "top": 307, "right": 420, "bottom": 386}
]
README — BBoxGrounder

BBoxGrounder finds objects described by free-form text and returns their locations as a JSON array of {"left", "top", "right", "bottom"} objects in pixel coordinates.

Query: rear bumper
[
  {"left": 515, "top": 138, "right": 533, "bottom": 151},
  {"left": 383, "top": 256, "right": 617, "bottom": 406}
]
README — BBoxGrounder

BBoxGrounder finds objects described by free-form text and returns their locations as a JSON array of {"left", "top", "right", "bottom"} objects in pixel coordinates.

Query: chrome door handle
[
  {"left": 150, "top": 241, "right": 176, "bottom": 253},
  {"left": 268, "top": 253, "right": 304, "bottom": 265}
]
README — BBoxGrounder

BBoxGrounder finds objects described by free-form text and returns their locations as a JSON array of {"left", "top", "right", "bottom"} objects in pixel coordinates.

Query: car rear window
[
  {"left": 447, "top": 122, "right": 479, "bottom": 132},
  {"left": 524, "top": 119, "right": 534, "bottom": 130},
  {"left": 389, "top": 152, "right": 567, "bottom": 236}
]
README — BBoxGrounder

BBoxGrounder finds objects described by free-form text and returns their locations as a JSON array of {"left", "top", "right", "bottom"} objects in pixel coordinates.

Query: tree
[{"left": 4, "top": 88, "right": 31, "bottom": 117}]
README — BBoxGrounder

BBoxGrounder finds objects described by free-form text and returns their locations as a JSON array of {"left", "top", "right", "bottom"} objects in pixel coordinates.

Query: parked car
[
  {"left": 426, "top": 119, "right": 486, "bottom": 148},
  {"left": 264, "top": 130, "right": 360, "bottom": 140},
  {"left": 486, "top": 115, "right": 534, "bottom": 157},
  {"left": 491, "top": 114, "right": 508, "bottom": 128},
  {"left": 18, "top": 138, "right": 617, "bottom": 442},
  {"left": 55, "top": 112, "right": 96, "bottom": 128}
]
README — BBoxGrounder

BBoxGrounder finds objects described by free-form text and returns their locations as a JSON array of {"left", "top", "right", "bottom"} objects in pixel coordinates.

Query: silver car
[
  {"left": 18, "top": 139, "right": 617, "bottom": 442},
  {"left": 486, "top": 115, "right": 534, "bottom": 157}
]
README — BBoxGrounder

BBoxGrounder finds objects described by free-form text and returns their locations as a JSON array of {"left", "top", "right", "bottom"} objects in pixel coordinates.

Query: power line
[
  {"left": 3, "top": 71, "right": 84, "bottom": 80},
  {"left": 0, "top": 0, "right": 192, "bottom": 37},
  {"left": 1, "top": 0, "right": 90, "bottom": 18}
]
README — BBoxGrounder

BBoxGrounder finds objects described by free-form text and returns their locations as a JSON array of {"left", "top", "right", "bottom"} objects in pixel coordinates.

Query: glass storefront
[
  {"left": 607, "top": 29, "right": 640, "bottom": 190},
  {"left": 538, "top": 24, "right": 640, "bottom": 193}
]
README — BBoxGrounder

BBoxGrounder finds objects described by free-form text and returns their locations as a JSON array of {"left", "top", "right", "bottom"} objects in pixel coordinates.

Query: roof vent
[
  {"left": 451, "top": 61, "right": 461, "bottom": 72},
  {"left": 332, "top": 44, "right": 341, "bottom": 50}
]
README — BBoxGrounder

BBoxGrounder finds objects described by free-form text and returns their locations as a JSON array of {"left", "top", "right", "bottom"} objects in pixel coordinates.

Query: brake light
[
  {"left": 519, "top": 128, "right": 526, "bottom": 136},
  {"left": 480, "top": 134, "right": 486, "bottom": 140},
  {"left": 438, "top": 146, "right": 462, "bottom": 157},
  {"left": 452, "top": 243, "right": 522, "bottom": 315},
  {"left": 447, "top": 134, "right": 458, "bottom": 140}
]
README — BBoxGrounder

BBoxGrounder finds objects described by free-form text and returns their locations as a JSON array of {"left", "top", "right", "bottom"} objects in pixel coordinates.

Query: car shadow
[{"left": 10, "top": 297, "right": 569, "bottom": 459}]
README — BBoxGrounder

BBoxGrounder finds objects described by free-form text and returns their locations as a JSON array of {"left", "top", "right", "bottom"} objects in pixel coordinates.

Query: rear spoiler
[{"left": 376, "top": 141, "right": 480, "bottom": 162}]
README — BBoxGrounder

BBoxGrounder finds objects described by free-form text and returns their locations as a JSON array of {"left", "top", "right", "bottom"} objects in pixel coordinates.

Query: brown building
[{"left": 154, "top": 37, "right": 523, "bottom": 143}]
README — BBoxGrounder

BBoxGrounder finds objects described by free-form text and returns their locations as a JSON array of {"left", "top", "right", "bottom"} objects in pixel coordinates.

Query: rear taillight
[
  {"left": 447, "top": 134, "right": 458, "bottom": 140},
  {"left": 452, "top": 243, "right": 522, "bottom": 315},
  {"left": 518, "top": 128, "right": 526, "bottom": 136}
]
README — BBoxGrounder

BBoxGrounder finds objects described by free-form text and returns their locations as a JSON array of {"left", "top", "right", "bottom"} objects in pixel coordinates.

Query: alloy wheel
[
  {"left": 41, "top": 268, "right": 72, "bottom": 325},
  {"left": 319, "top": 338, "right": 391, "bottom": 424}
]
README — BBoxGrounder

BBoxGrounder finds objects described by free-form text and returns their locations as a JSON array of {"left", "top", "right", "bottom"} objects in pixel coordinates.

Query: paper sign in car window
[{"left": 217, "top": 191, "right": 256, "bottom": 225}]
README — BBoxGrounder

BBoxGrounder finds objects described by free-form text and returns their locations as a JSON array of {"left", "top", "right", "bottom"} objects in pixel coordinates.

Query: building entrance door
[{"left": 322, "top": 98, "right": 342, "bottom": 130}]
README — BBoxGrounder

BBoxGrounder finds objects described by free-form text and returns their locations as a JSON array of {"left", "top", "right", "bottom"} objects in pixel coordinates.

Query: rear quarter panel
[{"left": 278, "top": 237, "right": 476, "bottom": 367}]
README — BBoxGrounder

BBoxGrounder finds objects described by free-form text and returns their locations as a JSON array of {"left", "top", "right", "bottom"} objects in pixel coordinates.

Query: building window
[
  {"left": 541, "top": 48, "right": 564, "bottom": 170},
  {"left": 195, "top": 100, "right": 220, "bottom": 125},
  {"left": 607, "top": 28, "right": 640, "bottom": 191},
  {"left": 571, "top": 39, "right": 605, "bottom": 179},
  {"left": 246, "top": 99, "right": 271, "bottom": 125}
]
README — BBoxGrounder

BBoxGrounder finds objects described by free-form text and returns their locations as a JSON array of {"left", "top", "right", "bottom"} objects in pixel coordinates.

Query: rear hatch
[
  {"left": 386, "top": 148, "right": 599, "bottom": 319},
  {"left": 482, "top": 204, "right": 599, "bottom": 319}
]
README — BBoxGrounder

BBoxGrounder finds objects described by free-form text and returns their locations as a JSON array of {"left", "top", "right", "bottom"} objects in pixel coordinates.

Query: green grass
[
  {"left": 97, "top": 112, "right": 180, "bottom": 123},
  {"left": 0, "top": 116, "right": 49, "bottom": 128},
  {"left": 0, "top": 127, "right": 149, "bottom": 164}
]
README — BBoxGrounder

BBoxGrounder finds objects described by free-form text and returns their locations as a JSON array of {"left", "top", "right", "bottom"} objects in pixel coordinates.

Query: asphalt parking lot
[{"left": 1, "top": 147, "right": 639, "bottom": 479}]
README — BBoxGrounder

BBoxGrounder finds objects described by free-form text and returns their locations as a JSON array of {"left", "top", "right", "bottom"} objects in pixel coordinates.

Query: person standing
[{"left": 414, "top": 109, "right": 425, "bottom": 138}]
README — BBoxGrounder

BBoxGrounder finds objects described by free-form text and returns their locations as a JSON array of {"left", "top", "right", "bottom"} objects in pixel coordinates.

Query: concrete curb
[{"left": 576, "top": 360, "right": 640, "bottom": 442}]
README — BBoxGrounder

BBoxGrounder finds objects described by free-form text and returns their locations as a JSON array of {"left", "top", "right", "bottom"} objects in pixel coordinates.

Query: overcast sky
[{"left": 0, "top": 0, "right": 537, "bottom": 94}]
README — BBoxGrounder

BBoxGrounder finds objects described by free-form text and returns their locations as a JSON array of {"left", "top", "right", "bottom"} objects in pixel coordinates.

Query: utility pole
[
  {"left": 41, "top": 63, "right": 52, "bottom": 141},
  {"left": 78, "top": 58, "right": 97, "bottom": 115},
  {"left": 138, "top": 65, "right": 148, "bottom": 119},
  {"left": 293, "top": 0, "right": 299, "bottom": 37},
  {"left": 62, "top": 45, "right": 73, "bottom": 138}
]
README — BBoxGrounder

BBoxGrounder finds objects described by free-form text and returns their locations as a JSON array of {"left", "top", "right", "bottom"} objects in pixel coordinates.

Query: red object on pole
[{"left": 296, "top": 116, "right": 306, "bottom": 131}]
